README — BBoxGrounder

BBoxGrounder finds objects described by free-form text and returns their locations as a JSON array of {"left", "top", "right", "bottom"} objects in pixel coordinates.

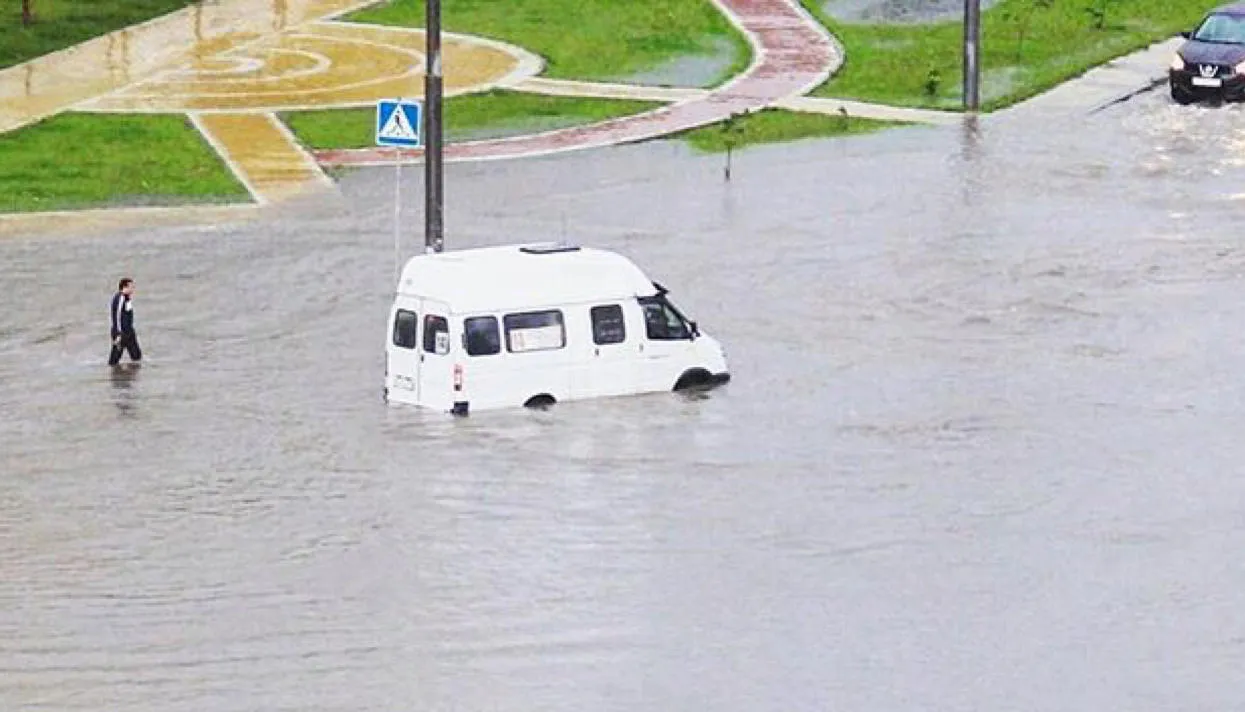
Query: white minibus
[{"left": 384, "top": 243, "right": 729, "bottom": 414}]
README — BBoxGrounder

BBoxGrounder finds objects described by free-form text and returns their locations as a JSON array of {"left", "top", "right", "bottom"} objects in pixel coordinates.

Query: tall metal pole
[
  {"left": 963, "top": 0, "right": 981, "bottom": 111},
  {"left": 424, "top": 0, "right": 444, "bottom": 253}
]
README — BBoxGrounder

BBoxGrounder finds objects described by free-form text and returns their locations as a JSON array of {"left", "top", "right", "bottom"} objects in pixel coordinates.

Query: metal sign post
[
  {"left": 375, "top": 99, "right": 423, "bottom": 283},
  {"left": 393, "top": 146, "right": 401, "bottom": 284},
  {"left": 963, "top": 0, "right": 981, "bottom": 111},
  {"left": 425, "top": 0, "right": 445, "bottom": 254}
]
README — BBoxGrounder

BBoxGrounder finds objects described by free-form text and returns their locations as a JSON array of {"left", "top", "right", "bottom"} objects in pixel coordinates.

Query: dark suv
[{"left": 1170, "top": 2, "right": 1245, "bottom": 104}]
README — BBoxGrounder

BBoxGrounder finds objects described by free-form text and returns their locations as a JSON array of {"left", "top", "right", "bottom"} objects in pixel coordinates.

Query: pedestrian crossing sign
[{"left": 375, "top": 99, "right": 422, "bottom": 147}]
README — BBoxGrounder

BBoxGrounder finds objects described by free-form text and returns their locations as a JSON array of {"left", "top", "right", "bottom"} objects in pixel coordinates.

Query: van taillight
[{"left": 453, "top": 364, "right": 463, "bottom": 391}]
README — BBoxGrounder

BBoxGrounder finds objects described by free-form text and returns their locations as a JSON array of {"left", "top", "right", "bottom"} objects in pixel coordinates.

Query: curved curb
[
  {"left": 314, "top": 0, "right": 845, "bottom": 167},
  {"left": 784, "top": 0, "right": 847, "bottom": 91},
  {"left": 1087, "top": 76, "right": 1166, "bottom": 114}
]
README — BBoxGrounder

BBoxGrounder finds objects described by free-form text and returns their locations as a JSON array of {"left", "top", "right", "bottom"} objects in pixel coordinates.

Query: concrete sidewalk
[
  {"left": 0, "top": 0, "right": 381, "bottom": 136},
  {"left": 992, "top": 37, "right": 1181, "bottom": 119}
]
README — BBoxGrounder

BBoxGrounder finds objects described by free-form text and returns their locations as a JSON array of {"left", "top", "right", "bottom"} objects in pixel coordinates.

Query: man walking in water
[{"left": 109, "top": 278, "right": 142, "bottom": 366}]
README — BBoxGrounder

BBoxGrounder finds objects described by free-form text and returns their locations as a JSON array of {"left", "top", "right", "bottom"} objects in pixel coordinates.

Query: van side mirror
[
  {"left": 1180, "top": 30, "right": 1191, "bottom": 39},
  {"left": 689, "top": 321, "right": 700, "bottom": 338}
]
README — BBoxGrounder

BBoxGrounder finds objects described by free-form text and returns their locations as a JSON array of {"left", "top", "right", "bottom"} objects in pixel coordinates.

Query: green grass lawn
[
  {"left": 674, "top": 108, "right": 902, "bottom": 153},
  {"left": 283, "top": 90, "right": 662, "bottom": 149},
  {"left": 346, "top": 0, "right": 751, "bottom": 87},
  {"left": 0, "top": 113, "right": 248, "bottom": 213},
  {"left": 288, "top": 94, "right": 904, "bottom": 158},
  {"left": 800, "top": 0, "right": 1221, "bottom": 110},
  {"left": 1, "top": 0, "right": 196, "bottom": 70}
]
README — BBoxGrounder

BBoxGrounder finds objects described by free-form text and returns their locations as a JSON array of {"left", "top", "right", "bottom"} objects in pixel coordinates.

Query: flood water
[{"left": 4, "top": 90, "right": 1245, "bottom": 710}]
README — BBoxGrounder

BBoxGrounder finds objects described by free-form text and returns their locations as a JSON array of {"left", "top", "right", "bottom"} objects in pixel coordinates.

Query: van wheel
[
  {"left": 673, "top": 369, "right": 713, "bottom": 391},
  {"left": 524, "top": 394, "right": 556, "bottom": 409}
]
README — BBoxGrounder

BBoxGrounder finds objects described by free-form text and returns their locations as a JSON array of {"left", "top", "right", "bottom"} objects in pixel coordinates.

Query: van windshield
[{"left": 638, "top": 295, "right": 693, "bottom": 340}]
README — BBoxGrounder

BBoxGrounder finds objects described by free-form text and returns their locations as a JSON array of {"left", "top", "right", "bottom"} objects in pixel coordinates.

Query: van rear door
[
  {"left": 387, "top": 299, "right": 423, "bottom": 402},
  {"left": 417, "top": 300, "right": 456, "bottom": 411}
]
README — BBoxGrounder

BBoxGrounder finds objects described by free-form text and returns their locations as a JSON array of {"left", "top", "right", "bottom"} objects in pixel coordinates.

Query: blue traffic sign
[{"left": 375, "top": 99, "right": 422, "bottom": 148}]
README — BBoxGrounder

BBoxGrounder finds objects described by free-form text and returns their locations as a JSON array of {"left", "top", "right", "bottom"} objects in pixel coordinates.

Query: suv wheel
[{"left": 1171, "top": 84, "right": 1198, "bottom": 105}]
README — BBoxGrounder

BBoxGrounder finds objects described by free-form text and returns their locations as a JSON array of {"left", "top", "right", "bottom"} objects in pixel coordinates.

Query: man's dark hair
[{"left": 118, "top": 278, "right": 133, "bottom": 290}]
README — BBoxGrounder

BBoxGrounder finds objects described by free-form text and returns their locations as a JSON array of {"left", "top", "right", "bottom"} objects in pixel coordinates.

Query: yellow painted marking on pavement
[
  {"left": 83, "top": 24, "right": 531, "bottom": 114},
  {"left": 193, "top": 112, "right": 334, "bottom": 204},
  {"left": 0, "top": 0, "right": 377, "bottom": 135}
]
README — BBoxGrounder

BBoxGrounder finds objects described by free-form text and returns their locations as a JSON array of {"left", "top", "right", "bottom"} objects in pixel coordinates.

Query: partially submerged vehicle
[
  {"left": 1170, "top": 2, "right": 1245, "bottom": 104},
  {"left": 383, "top": 243, "right": 730, "bottom": 415}
]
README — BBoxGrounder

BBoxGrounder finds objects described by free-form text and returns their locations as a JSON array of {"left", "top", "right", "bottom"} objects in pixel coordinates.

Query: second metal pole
[
  {"left": 424, "top": 0, "right": 444, "bottom": 253},
  {"left": 963, "top": 0, "right": 981, "bottom": 112}
]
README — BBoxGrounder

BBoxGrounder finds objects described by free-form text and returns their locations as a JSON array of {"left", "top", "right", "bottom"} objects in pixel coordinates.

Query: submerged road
[{"left": 4, "top": 89, "right": 1245, "bottom": 710}]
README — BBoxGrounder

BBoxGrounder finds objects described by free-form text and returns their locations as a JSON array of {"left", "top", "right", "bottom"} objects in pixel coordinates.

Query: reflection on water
[
  {"left": 4, "top": 90, "right": 1245, "bottom": 711},
  {"left": 105, "top": 30, "right": 132, "bottom": 84},
  {"left": 955, "top": 114, "right": 988, "bottom": 209},
  {"left": 959, "top": 113, "right": 983, "bottom": 161},
  {"left": 108, "top": 364, "right": 141, "bottom": 419}
]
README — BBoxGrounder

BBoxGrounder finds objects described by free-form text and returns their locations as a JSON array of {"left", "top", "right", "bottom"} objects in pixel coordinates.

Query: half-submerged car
[
  {"left": 1170, "top": 2, "right": 1245, "bottom": 105},
  {"left": 383, "top": 243, "right": 730, "bottom": 415}
]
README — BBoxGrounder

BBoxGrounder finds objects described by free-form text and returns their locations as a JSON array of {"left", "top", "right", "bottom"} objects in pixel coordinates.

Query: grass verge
[
  {"left": 0, "top": 113, "right": 248, "bottom": 213},
  {"left": 346, "top": 0, "right": 751, "bottom": 87},
  {"left": 799, "top": 0, "right": 1220, "bottom": 110},
  {"left": 1, "top": 0, "right": 196, "bottom": 70},
  {"left": 283, "top": 90, "right": 663, "bottom": 149},
  {"left": 674, "top": 108, "right": 903, "bottom": 153}
]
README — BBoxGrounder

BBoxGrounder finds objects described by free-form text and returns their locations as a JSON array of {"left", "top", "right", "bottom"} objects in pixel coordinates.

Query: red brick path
[{"left": 312, "top": 0, "right": 841, "bottom": 166}]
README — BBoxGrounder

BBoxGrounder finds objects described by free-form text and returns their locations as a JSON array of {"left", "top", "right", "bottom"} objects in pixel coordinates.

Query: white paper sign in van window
[{"left": 509, "top": 325, "right": 563, "bottom": 352}]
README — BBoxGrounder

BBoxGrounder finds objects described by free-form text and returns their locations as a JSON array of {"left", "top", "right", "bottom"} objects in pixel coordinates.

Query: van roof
[{"left": 397, "top": 243, "right": 660, "bottom": 314}]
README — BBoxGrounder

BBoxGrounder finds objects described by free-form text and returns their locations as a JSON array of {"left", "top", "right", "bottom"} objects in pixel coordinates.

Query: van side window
[
  {"left": 423, "top": 315, "right": 450, "bottom": 355},
  {"left": 464, "top": 316, "right": 500, "bottom": 356},
  {"left": 504, "top": 310, "right": 565, "bottom": 353},
  {"left": 393, "top": 309, "right": 418, "bottom": 349},
  {"left": 590, "top": 305, "right": 626, "bottom": 345},
  {"left": 638, "top": 296, "right": 691, "bottom": 340}
]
